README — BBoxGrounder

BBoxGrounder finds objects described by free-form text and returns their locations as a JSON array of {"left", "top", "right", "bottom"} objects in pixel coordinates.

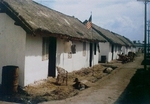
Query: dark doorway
[
  {"left": 89, "top": 43, "right": 93, "bottom": 67},
  {"left": 48, "top": 37, "right": 57, "bottom": 77}
]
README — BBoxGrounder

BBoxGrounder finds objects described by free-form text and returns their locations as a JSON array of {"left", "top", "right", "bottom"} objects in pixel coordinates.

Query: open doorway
[{"left": 48, "top": 37, "right": 57, "bottom": 77}]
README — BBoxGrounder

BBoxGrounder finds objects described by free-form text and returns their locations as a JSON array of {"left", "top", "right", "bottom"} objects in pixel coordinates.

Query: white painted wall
[
  {"left": 98, "top": 42, "right": 111, "bottom": 62},
  {"left": 99, "top": 43, "right": 123, "bottom": 62},
  {"left": 113, "top": 45, "right": 118, "bottom": 60},
  {"left": 24, "top": 35, "right": 48, "bottom": 86},
  {"left": 93, "top": 48, "right": 99, "bottom": 65},
  {"left": 122, "top": 46, "right": 136, "bottom": 55},
  {"left": 112, "top": 45, "right": 117, "bottom": 60},
  {"left": 108, "top": 44, "right": 113, "bottom": 62},
  {"left": 0, "top": 13, "right": 26, "bottom": 86},
  {"left": 122, "top": 46, "right": 127, "bottom": 55},
  {"left": 56, "top": 39, "right": 91, "bottom": 72},
  {"left": 135, "top": 47, "right": 142, "bottom": 52},
  {"left": 113, "top": 45, "right": 122, "bottom": 60},
  {"left": 126, "top": 47, "right": 129, "bottom": 54},
  {"left": 131, "top": 47, "right": 136, "bottom": 53},
  {"left": 127, "top": 47, "right": 131, "bottom": 54}
]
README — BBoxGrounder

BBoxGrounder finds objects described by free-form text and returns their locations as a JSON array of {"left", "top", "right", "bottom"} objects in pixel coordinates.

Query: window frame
[
  {"left": 42, "top": 37, "right": 49, "bottom": 61},
  {"left": 83, "top": 42, "right": 86, "bottom": 56}
]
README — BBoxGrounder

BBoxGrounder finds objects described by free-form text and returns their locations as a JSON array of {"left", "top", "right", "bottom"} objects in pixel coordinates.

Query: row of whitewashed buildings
[{"left": 0, "top": 0, "right": 136, "bottom": 87}]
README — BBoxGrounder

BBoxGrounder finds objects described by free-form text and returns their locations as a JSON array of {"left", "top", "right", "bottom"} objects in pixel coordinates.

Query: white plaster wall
[
  {"left": 112, "top": 45, "right": 117, "bottom": 60},
  {"left": 128, "top": 47, "right": 132, "bottom": 52},
  {"left": 131, "top": 47, "right": 136, "bottom": 53},
  {"left": 108, "top": 44, "right": 113, "bottom": 62},
  {"left": 117, "top": 46, "right": 122, "bottom": 59},
  {"left": 113, "top": 45, "right": 116, "bottom": 60},
  {"left": 113, "top": 45, "right": 122, "bottom": 60},
  {"left": 119, "top": 46, "right": 122, "bottom": 54},
  {"left": 93, "top": 49, "right": 99, "bottom": 65},
  {"left": 24, "top": 35, "right": 48, "bottom": 86},
  {"left": 113, "top": 45, "right": 118, "bottom": 60},
  {"left": 135, "top": 47, "right": 138, "bottom": 52},
  {"left": 122, "top": 46, "right": 127, "bottom": 55},
  {"left": 126, "top": 47, "right": 130, "bottom": 54},
  {"left": 56, "top": 39, "right": 90, "bottom": 72},
  {"left": 133, "top": 47, "right": 136, "bottom": 53},
  {"left": 135, "top": 47, "right": 140, "bottom": 52},
  {"left": 122, "top": 46, "right": 134, "bottom": 55},
  {"left": 99, "top": 42, "right": 110, "bottom": 62},
  {"left": 125, "top": 47, "right": 131, "bottom": 55},
  {"left": 126, "top": 47, "right": 129, "bottom": 54},
  {"left": 0, "top": 13, "right": 26, "bottom": 86}
]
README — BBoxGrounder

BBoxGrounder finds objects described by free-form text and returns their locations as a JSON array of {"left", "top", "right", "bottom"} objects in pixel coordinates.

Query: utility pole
[
  {"left": 148, "top": 21, "right": 150, "bottom": 59},
  {"left": 137, "top": 0, "right": 150, "bottom": 70}
]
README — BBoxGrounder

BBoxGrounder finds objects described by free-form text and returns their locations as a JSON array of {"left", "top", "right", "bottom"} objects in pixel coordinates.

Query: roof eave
[{"left": 0, "top": 1, "right": 34, "bottom": 34}]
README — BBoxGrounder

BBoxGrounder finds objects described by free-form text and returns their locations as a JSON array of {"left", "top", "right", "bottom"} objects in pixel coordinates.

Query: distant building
[{"left": 133, "top": 41, "right": 144, "bottom": 52}]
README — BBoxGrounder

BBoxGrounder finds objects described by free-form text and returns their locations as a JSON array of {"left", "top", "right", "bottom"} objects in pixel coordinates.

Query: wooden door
[{"left": 48, "top": 37, "right": 57, "bottom": 77}]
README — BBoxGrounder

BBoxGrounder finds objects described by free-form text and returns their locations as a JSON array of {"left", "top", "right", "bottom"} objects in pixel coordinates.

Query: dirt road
[{"left": 40, "top": 54, "right": 147, "bottom": 104}]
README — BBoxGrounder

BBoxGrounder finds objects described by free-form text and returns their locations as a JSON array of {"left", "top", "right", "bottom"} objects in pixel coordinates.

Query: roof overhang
[{"left": 0, "top": 1, "right": 34, "bottom": 34}]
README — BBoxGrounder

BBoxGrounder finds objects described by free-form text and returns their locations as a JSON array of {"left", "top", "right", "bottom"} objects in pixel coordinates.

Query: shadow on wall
[
  {"left": 25, "top": 35, "right": 43, "bottom": 56},
  {"left": 114, "top": 68, "right": 150, "bottom": 104}
]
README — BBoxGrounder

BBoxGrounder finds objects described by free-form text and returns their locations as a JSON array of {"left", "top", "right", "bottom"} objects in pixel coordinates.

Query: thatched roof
[
  {"left": 0, "top": 0, "right": 106, "bottom": 42},
  {"left": 111, "top": 32, "right": 133, "bottom": 47},
  {"left": 123, "top": 36, "right": 136, "bottom": 47},
  {"left": 91, "top": 23, "right": 126, "bottom": 46},
  {"left": 83, "top": 20, "right": 125, "bottom": 46}
]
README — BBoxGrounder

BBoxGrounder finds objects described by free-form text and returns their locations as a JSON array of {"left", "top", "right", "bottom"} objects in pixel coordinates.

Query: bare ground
[{"left": 1, "top": 53, "right": 149, "bottom": 104}]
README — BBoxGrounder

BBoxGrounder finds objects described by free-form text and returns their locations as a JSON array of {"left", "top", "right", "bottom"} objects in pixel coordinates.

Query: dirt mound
[{"left": 0, "top": 63, "right": 119, "bottom": 103}]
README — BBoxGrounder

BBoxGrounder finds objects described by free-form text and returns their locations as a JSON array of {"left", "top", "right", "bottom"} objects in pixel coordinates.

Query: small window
[
  {"left": 42, "top": 37, "right": 49, "bottom": 60},
  {"left": 83, "top": 42, "right": 86, "bottom": 56},
  {"left": 64, "top": 40, "right": 72, "bottom": 53},
  {"left": 71, "top": 44, "right": 76, "bottom": 54},
  {"left": 68, "top": 52, "right": 72, "bottom": 59}
]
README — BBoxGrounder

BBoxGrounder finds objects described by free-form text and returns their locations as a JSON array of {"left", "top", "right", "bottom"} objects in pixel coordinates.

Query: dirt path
[{"left": 40, "top": 55, "right": 144, "bottom": 104}]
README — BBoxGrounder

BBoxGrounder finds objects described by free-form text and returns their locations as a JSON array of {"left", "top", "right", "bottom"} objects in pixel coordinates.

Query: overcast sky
[{"left": 33, "top": 0, "right": 150, "bottom": 42}]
